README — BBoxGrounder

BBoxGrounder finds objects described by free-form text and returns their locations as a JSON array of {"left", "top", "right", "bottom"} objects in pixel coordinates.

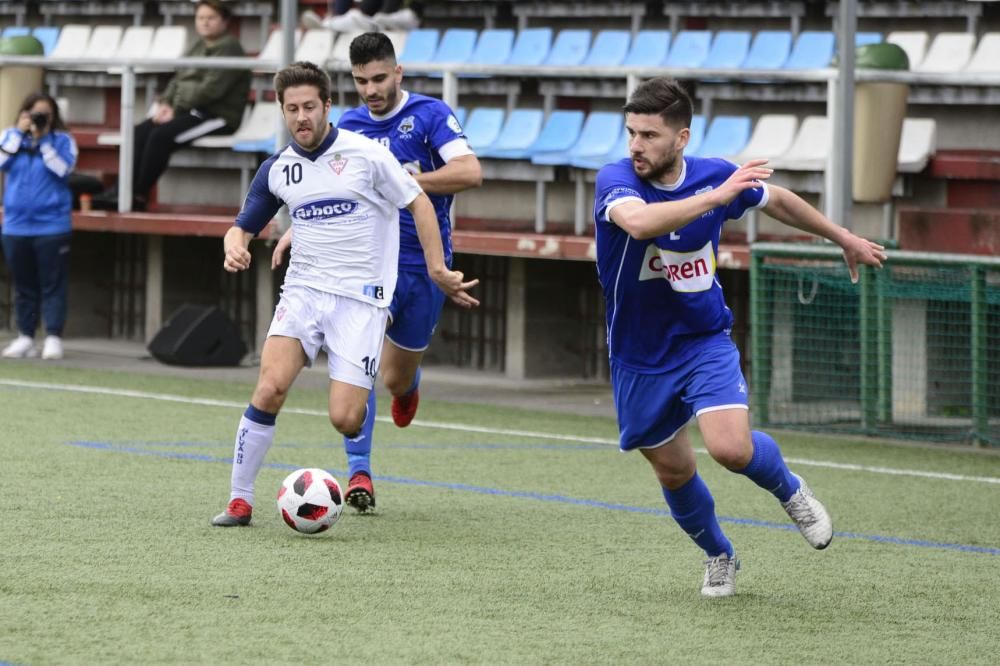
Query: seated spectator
[
  {"left": 1, "top": 92, "right": 78, "bottom": 360},
  {"left": 301, "top": 0, "right": 421, "bottom": 33},
  {"left": 93, "top": 0, "right": 250, "bottom": 210}
]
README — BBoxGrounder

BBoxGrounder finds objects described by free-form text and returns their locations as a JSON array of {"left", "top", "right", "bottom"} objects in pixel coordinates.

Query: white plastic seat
[
  {"left": 257, "top": 28, "right": 302, "bottom": 68},
  {"left": 48, "top": 24, "right": 92, "bottom": 60},
  {"left": 295, "top": 28, "right": 335, "bottom": 67},
  {"left": 963, "top": 32, "right": 1000, "bottom": 73},
  {"left": 330, "top": 31, "right": 362, "bottom": 66},
  {"left": 149, "top": 25, "right": 189, "bottom": 60},
  {"left": 383, "top": 30, "right": 409, "bottom": 61},
  {"left": 897, "top": 118, "right": 936, "bottom": 173},
  {"left": 192, "top": 106, "right": 254, "bottom": 148},
  {"left": 915, "top": 32, "right": 974, "bottom": 73},
  {"left": 886, "top": 31, "right": 928, "bottom": 70},
  {"left": 194, "top": 103, "right": 278, "bottom": 148},
  {"left": 768, "top": 116, "right": 829, "bottom": 171},
  {"left": 84, "top": 25, "right": 123, "bottom": 59},
  {"left": 115, "top": 25, "right": 154, "bottom": 60},
  {"left": 733, "top": 115, "right": 799, "bottom": 163}
]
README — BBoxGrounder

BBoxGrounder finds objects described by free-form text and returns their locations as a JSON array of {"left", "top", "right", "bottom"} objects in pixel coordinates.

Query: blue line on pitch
[
  {"left": 67, "top": 440, "right": 1000, "bottom": 557},
  {"left": 105, "top": 439, "right": 609, "bottom": 452}
]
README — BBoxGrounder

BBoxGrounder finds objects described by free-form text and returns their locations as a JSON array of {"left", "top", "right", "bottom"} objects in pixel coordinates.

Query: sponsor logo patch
[
  {"left": 290, "top": 198, "right": 359, "bottom": 222},
  {"left": 638, "top": 241, "right": 717, "bottom": 293},
  {"left": 446, "top": 114, "right": 462, "bottom": 134}
]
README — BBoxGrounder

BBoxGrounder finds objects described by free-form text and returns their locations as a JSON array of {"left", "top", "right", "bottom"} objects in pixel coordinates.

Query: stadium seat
[
  {"left": 689, "top": 115, "right": 751, "bottom": 159},
  {"left": 856, "top": 32, "right": 882, "bottom": 48},
  {"left": 295, "top": 28, "right": 335, "bottom": 67},
  {"left": 149, "top": 25, "right": 188, "bottom": 60},
  {"left": 783, "top": 31, "right": 835, "bottom": 69},
  {"left": 742, "top": 31, "right": 792, "bottom": 69},
  {"left": 685, "top": 115, "right": 707, "bottom": 156},
  {"left": 328, "top": 105, "right": 342, "bottom": 126},
  {"left": 544, "top": 29, "right": 591, "bottom": 67},
  {"left": 703, "top": 31, "right": 752, "bottom": 69},
  {"left": 463, "top": 107, "right": 505, "bottom": 152},
  {"left": 478, "top": 108, "right": 544, "bottom": 159},
  {"left": 622, "top": 30, "right": 671, "bottom": 67},
  {"left": 664, "top": 30, "right": 712, "bottom": 68},
  {"left": 768, "top": 116, "right": 829, "bottom": 171},
  {"left": 433, "top": 28, "right": 478, "bottom": 63},
  {"left": 454, "top": 106, "right": 468, "bottom": 127},
  {"left": 257, "top": 28, "right": 302, "bottom": 66},
  {"left": 398, "top": 28, "right": 439, "bottom": 63},
  {"left": 510, "top": 109, "right": 584, "bottom": 160},
  {"left": 1, "top": 26, "right": 29, "bottom": 38},
  {"left": 115, "top": 25, "right": 154, "bottom": 60},
  {"left": 915, "top": 32, "right": 974, "bottom": 73},
  {"left": 508, "top": 28, "right": 552, "bottom": 66},
  {"left": 582, "top": 30, "right": 631, "bottom": 68},
  {"left": 192, "top": 106, "right": 252, "bottom": 148},
  {"left": 886, "top": 31, "right": 928, "bottom": 70},
  {"left": 897, "top": 117, "right": 936, "bottom": 173},
  {"left": 48, "top": 24, "right": 92, "bottom": 60},
  {"left": 732, "top": 114, "right": 799, "bottom": 163},
  {"left": 531, "top": 111, "right": 622, "bottom": 166},
  {"left": 84, "top": 25, "right": 123, "bottom": 60},
  {"left": 570, "top": 125, "right": 629, "bottom": 170},
  {"left": 231, "top": 103, "right": 282, "bottom": 153},
  {"left": 31, "top": 26, "right": 60, "bottom": 56},
  {"left": 330, "top": 30, "right": 361, "bottom": 66},
  {"left": 383, "top": 31, "right": 408, "bottom": 61},
  {"left": 964, "top": 32, "right": 1000, "bottom": 73},
  {"left": 469, "top": 28, "right": 514, "bottom": 67}
]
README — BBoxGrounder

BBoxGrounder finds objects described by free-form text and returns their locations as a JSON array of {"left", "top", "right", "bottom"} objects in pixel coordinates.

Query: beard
[{"left": 633, "top": 151, "right": 679, "bottom": 181}]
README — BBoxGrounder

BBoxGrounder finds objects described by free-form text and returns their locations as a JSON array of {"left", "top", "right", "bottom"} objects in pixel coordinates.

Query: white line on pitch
[{"left": 4, "top": 378, "right": 1000, "bottom": 486}]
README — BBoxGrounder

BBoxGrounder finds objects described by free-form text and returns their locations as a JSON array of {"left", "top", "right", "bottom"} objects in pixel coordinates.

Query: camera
[{"left": 30, "top": 111, "right": 49, "bottom": 132}]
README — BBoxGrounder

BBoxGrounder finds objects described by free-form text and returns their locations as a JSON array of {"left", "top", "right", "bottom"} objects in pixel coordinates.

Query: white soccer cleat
[
  {"left": 41, "top": 335, "right": 64, "bottom": 360},
  {"left": 701, "top": 552, "right": 739, "bottom": 598},
  {"left": 782, "top": 474, "right": 833, "bottom": 549},
  {"left": 3, "top": 335, "right": 36, "bottom": 359}
]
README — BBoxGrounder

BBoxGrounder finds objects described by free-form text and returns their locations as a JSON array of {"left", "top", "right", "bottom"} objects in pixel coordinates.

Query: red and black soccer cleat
[
  {"left": 391, "top": 388, "right": 420, "bottom": 428},
  {"left": 211, "top": 498, "right": 253, "bottom": 527},
  {"left": 344, "top": 472, "right": 376, "bottom": 513}
]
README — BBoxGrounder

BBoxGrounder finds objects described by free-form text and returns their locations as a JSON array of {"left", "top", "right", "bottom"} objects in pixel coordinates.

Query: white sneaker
[
  {"left": 2, "top": 335, "right": 36, "bottom": 359},
  {"left": 321, "top": 8, "right": 379, "bottom": 33},
  {"left": 701, "top": 552, "right": 739, "bottom": 598},
  {"left": 42, "top": 335, "right": 64, "bottom": 360},
  {"left": 782, "top": 474, "right": 833, "bottom": 549},
  {"left": 373, "top": 8, "right": 420, "bottom": 31}
]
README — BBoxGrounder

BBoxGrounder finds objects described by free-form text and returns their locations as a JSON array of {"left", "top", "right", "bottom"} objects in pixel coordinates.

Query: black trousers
[{"left": 132, "top": 111, "right": 229, "bottom": 196}]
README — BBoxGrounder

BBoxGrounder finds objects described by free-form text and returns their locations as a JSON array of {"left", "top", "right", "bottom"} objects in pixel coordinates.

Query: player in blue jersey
[
  {"left": 272, "top": 32, "right": 482, "bottom": 513},
  {"left": 594, "top": 78, "right": 887, "bottom": 597},
  {"left": 211, "top": 62, "right": 478, "bottom": 527}
]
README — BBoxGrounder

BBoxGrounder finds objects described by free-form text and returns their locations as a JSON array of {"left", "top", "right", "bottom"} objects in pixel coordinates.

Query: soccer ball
[{"left": 277, "top": 468, "right": 344, "bottom": 534}]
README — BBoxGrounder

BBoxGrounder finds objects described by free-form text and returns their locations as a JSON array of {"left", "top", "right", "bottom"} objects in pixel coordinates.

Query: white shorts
[{"left": 267, "top": 285, "right": 388, "bottom": 389}]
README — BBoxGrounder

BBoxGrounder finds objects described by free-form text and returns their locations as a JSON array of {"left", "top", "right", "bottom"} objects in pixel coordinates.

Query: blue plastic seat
[
  {"left": 686, "top": 115, "right": 707, "bottom": 155},
  {"left": 433, "top": 28, "right": 477, "bottom": 63},
  {"left": 743, "top": 31, "right": 792, "bottom": 69},
  {"left": 689, "top": 115, "right": 751, "bottom": 158},
  {"left": 453, "top": 106, "right": 468, "bottom": 127},
  {"left": 784, "top": 31, "right": 835, "bottom": 69},
  {"left": 328, "top": 106, "right": 342, "bottom": 125},
  {"left": 571, "top": 125, "right": 629, "bottom": 170},
  {"left": 32, "top": 26, "right": 60, "bottom": 55},
  {"left": 582, "top": 30, "right": 631, "bottom": 67},
  {"left": 463, "top": 107, "right": 505, "bottom": 152},
  {"left": 856, "top": 32, "right": 882, "bottom": 47},
  {"left": 623, "top": 30, "right": 671, "bottom": 67},
  {"left": 479, "top": 109, "right": 545, "bottom": 159},
  {"left": 511, "top": 110, "right": 585, "bottom": 161},
  {"left": 508, "top": 28, "right": 552, "bottom": 66},
  {"left": 532, "top": 111, "right": 623, "bottom": 166},
  {"left": 2, "top": 26, "right": 30, "bottom": 38},
  {"left": 703, "top": 30, "right": 751, "bottom": 69},
  {"left": 398, "top": 28, "right": 439, "bottom": 63},
  {"left": 664, "top": 30, "right": 712, "bottom": 68},
  {"left": 543, "top": 29, "right": 591, "bottom": 67},
  {"left": 469, "top": 28, "right": 514, "bottom": 66}
]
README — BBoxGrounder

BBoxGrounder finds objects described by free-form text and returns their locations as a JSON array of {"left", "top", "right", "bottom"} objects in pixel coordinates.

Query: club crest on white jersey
[{"left": 638, "top": 241, "right": 716, "bottom": 292}]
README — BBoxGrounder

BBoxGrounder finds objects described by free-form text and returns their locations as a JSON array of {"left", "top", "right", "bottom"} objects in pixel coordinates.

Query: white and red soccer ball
[{"left": 277, "top": 468, "right": 344, "bottom": 534}]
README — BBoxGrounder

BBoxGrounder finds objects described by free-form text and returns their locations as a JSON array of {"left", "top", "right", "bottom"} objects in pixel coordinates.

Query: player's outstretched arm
[
  {"left": 271, "top": 228, "right": 292, "bottom": 269},
  {"left": 407, "top": 193, "right": 480, "bottom": 308},
  {"left": 612, "top": 159, "right": 772, "bottom": 240},
  {"left": 411, "top": 154, "right": 483, "bottom": 195},
  {"left": 223, "top": 226, "right": 255, "bottom": 273},
  {"left": 762, "top": 184, "right": 888, "bottom": 283}
]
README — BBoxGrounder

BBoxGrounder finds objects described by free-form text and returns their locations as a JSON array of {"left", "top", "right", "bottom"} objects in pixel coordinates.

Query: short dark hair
[
  {"left": 622, "top": 77, "right": 693, "bottom": 130},
  {"left": 196, "top": 0, "right": 233, "bottom": 20},
  {"left": 350, "top": 32, "right": 397, "bottom": 67},
  {"left": 274, "top": 61, "right": 332, "bottom": 105},
  {"left": 17, "top": 91, "right": 66, "bottom": 131}
]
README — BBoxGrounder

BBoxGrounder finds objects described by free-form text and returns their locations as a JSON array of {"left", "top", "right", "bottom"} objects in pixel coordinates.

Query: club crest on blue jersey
[
  {"left": 446, "top": 114, "right": 462, "bottom": 134},
  {"left": 397, "top": 115, "right": 415, "bottom": 138},
  {"left": 291, "top": 198, "right": 359, "bottom": 222}
]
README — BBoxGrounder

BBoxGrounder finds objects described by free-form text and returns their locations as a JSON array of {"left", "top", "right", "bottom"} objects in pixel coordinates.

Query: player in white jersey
[
  {"left": 272, "top": 32, "right": 482, "bottom": 513},
  {"left": 595, "top": 78, "right": 887, "bottom": 596},
  {"left": 211, "top": 62, "right": 478, "bottom": 527}
]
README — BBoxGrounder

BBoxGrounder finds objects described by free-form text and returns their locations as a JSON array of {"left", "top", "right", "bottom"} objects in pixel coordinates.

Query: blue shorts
[
  {"left": 386, "top": 268, "right": 446, "bottom": 351},
  {"left": 611, "top": 340, "right": 749, "bottom": 452}
]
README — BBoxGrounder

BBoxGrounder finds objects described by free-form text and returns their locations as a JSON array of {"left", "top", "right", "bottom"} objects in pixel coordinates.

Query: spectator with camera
[{"left": 0, "top": 92, "right": 78, "bottom": 360}]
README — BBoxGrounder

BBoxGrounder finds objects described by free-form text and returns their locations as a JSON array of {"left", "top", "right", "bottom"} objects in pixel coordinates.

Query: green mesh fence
[{"left": 750, "top": 243, "right": 1000, "bottom": 447}]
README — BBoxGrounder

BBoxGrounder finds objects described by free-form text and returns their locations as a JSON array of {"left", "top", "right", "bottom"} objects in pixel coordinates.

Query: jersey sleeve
[
  {"left": 594, "top": 163, "right": 645, "bottom": 225},
  {"left": 426, "top": 100, "right": 472, "bottom": 160},
  {"left": 720, "top": 159, "right": 769, "bottom": 220},
  {"left": 235, "top": 154, "right": 282, "bottom": 235},
  {"left": 370, "top": 142, "right": 424, "bottom": 208}
]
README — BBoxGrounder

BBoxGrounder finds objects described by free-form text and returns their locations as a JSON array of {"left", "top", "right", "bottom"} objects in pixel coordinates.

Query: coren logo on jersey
[
  {"left": 637, "top": 241, "right": 717, "bottom": 292},
  {"left": 291, "top": 199, "right": 359, "bottom": 222}
]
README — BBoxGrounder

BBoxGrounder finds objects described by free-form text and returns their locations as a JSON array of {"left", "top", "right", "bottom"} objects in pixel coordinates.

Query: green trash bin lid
[
  {"left": 0, "top": 35, "right": 44, "bottom": 56},
  {"left": 855, "top": 42, "right": 909, "bottom": 70}
]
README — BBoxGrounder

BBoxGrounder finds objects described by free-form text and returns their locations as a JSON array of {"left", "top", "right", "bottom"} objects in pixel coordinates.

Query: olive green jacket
[{"left": 160, "top": 32, "right": 250, "bottom": 130}]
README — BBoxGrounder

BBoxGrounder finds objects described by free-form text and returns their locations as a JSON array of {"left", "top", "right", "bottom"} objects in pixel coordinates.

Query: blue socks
[
  {"left": 404, "top": 367, "right": 421, "bottom": 396},
  {"left": 344, "top": 390, "right": 377, "bottom": 478},
  {"left": 662, "top": 473, "right": 733, "bottom": 558},
  {"left": 736, "top": 431, "right": 801, "bottom": 503}
]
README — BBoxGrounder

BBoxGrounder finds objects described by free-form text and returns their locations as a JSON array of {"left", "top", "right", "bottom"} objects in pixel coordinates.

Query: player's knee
[
  {"left": 251, "top": 378, "right": 289, "bottom": 413},
  {"left": 381, "top": 369, "right": 412, "bottom": 396},
  {"left": 329, "top": 404, "right": 365, "bottom": 435},
  {"left": 647, "top": 458, "right": 695, "bottom": 490}
]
